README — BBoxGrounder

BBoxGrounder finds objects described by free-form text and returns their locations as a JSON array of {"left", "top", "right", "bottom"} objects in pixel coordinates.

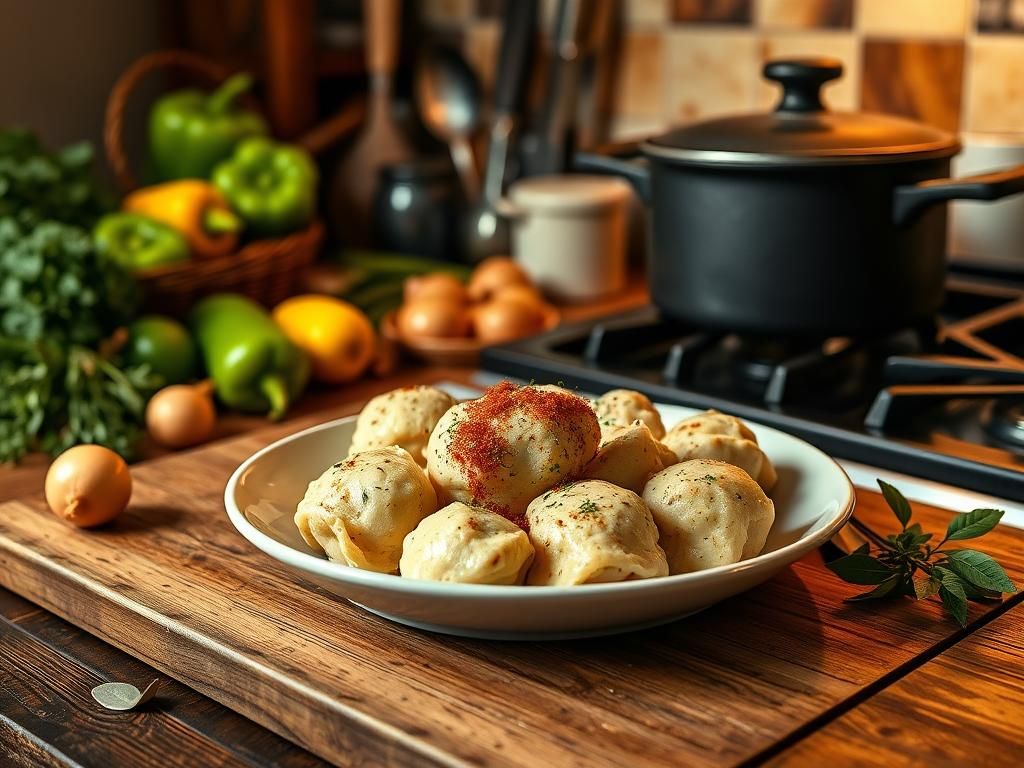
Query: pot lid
[{"left": 645, "top": 59, "right": 959, "bottom": 166}]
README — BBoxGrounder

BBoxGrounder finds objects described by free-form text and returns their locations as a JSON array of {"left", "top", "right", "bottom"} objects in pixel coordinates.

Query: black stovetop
[{"left": 482, "top": 269, "right": 1024, "bottom": 502}]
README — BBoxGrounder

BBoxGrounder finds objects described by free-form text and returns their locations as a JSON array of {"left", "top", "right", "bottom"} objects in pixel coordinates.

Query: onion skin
[
  {"left": 44, "top": 445, "right": 132, "bottom": 528},
  {"left": 146, "top": 382, "right": 217, "bottom": 449},
  {"left": 467, "top": 257, "right": 531, "bottom": 303}
]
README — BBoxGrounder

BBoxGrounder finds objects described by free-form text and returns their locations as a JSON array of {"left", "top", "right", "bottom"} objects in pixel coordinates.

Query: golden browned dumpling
[
  {"left": 526, "top": 480, "right": 668, "bottom": 586},
  {"left": 400, "top": 502, "right": 534, "bottom": 584},
  {"left": 426, "top": 381, "right": 601, "bottom": 526},
  {"left": 582, "top": 421, "right": 678, "bottom": 494},
  {"left": 662, "top": 410, "right": 777, "bottom": 491},
  {"left": 295, "top": 446, "right": 437, "bottom": 573},
  {"left": 349, "top": 385, "right": 457, "bottom": 467},
  {"left": 592, "top": 389, "right": 665, "bottom": 440},
  {"left": 642, "top": 459, "right": 774, "bottom": 574}
]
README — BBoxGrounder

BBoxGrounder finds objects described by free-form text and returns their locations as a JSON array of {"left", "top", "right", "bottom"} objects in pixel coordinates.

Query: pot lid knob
[{"left": 764, "top": 58, "right": 843, "bottom": 114}]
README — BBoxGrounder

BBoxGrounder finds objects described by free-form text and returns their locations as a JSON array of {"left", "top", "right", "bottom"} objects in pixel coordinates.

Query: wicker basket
[{"left": 104, "top": 50, "right": 324, "bottom": 316}]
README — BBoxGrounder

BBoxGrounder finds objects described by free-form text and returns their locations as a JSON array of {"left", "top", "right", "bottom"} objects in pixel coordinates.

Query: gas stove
[{"left": 482, "top": 268, "right": 1024, "bottom": 503}]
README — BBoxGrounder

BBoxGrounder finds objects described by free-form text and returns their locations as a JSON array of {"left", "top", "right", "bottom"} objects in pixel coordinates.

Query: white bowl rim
[{"left": 224, "top": 411, "right": 856, "bottom": 600}]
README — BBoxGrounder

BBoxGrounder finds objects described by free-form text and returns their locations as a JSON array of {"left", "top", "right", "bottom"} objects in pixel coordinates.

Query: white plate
[{"left": 225, "top": 403, "right": 855, "bottom": 640}]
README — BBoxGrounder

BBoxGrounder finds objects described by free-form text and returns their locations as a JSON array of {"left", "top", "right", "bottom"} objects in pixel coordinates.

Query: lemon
[{"left": 272, "top": 295, "right": 376, "bottom": 384}]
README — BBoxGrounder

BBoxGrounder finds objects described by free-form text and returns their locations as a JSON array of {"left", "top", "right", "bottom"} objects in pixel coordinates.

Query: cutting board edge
[{"left": 0, "top": 524, "right": 466, "bottom": 768}]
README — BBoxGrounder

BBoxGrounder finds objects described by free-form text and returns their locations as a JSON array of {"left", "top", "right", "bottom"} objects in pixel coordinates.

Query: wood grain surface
[
  {"left": 1, "top": 373, "right": 1022, "bottom": 767},
  {"left": 0, "top": 590, "right": 326, "bottom": 768},
  {"left": 765, "top": 602, "right": 1024, "bottom": 767}
]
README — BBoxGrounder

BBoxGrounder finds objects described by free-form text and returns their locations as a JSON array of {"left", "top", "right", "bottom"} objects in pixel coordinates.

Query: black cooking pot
[{"left": 576, "top": 58, "right": 1024, "bottom": 336}]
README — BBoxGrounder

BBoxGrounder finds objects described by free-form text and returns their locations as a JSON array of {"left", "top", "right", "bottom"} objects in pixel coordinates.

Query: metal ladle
[{"left": 415, "top": 46, "right": 482, "bottom": 201}]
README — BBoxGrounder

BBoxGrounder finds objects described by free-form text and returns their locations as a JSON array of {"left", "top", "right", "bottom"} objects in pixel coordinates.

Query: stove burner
[
  {"left": 986, "top": 399, "right": 1024, "bottom": 448},
  {"left": 482, "top": 269, "right": 1024, "bottom": 500}
]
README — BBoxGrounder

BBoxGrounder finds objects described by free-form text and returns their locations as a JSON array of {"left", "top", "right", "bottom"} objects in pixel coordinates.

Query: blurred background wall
[
  {"left": 425, "top": 0, "right": 1024, "bottom": 139},
  {"left": 0, "top": 0, "right": 164, "bottom": 152}
]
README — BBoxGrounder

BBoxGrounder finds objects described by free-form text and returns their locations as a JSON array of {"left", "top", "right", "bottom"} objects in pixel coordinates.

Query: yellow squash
[
  {"left": 272, "top": 295, "right": 376, "bottom": 384},
  {"left": 124, "top": 180, "right": 241, "bottom": 259}
]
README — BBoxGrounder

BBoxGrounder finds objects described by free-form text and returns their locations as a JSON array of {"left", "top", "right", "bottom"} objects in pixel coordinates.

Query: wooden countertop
[{"left": 2, "top": 366, "right": 1023, "bottom": 767}]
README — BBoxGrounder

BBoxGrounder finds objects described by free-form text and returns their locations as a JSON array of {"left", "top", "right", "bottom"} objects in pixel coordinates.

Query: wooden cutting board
[{"left": 1, "top": 389, "right": 1023, "bottom": 767}]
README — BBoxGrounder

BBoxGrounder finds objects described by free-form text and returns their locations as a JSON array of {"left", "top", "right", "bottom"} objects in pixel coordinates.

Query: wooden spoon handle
[{"left": 364, "top": 0, "right": 400, "bottom": 76}]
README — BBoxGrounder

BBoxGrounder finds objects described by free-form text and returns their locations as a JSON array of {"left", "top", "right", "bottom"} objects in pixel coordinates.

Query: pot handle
[
  {"left": 893, "top": 164, "right": 1024, "bottom": 226},
  {"left": 573, "top": 146, "right": 651, "bottom": 202}
]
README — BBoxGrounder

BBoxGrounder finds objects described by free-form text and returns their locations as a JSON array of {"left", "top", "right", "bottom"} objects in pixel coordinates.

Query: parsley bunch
[
  {"left": 827, "top": 480, "right": 1016, "bottom": 626},
  {"left": 0, "top": 131, "right": 155, "bottom": 462}
]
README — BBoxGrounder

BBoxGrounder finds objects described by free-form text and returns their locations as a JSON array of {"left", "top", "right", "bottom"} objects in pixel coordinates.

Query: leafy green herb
[
  {"left": 0, "top": 129, "right": 110, "bottom": 228},
  {"left": 361, "top": 490, "right": 369, "bottom": 505},
  {"left": 702, "top": 474, "right": 716, "bottom": 485},
  {"left": 0, "top": 132, "right": 150, "bottom": 463},
  {"left": 578, "top": 499, "right": 599, "bottom": 515},
  {"left": 826, "top": 480, "right": 1016, "bottom": 627},
  {"left": 548, "top": 463, "right": 560, "bottom": 473}
]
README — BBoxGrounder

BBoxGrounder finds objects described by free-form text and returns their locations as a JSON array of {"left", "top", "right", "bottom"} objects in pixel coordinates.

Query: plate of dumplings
[{"left": 226, "top": 381, "right": 854, "bottom": 639}]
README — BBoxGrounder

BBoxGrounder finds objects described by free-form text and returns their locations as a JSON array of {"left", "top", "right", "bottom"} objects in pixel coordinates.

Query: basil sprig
[{"left": 827, "top": 480, "right": 1016, "bottom": 626}]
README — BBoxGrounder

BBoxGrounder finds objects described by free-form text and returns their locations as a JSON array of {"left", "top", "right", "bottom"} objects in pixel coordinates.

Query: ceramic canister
[{"left": 500, "top": 174, "right": 632, "bottom": 302}]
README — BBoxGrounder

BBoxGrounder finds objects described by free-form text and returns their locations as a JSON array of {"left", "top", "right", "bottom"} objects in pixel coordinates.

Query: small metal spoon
[{"left": 415, "top": 46, "right": 482, "bottom": 201}]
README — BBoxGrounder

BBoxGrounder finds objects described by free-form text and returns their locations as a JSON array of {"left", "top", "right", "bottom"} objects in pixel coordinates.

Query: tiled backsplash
[{"left": 423, "top": 0, "right": 1024, "bottom": 139}]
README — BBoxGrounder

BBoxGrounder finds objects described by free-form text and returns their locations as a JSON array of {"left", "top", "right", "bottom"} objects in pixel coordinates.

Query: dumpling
[
  {"left": 349, "top": 385, "right": 457, "bottom": 467},
  {"left": 426, "top": 381, "right": 601, "bottom": 526},
  {"left": 582, "top": 421, "right": 678, "bottom": 494},
  {"left": 295, "top": 446, "right": 437, "bottom": 573},
  {"left": 665, "top": 410, "right": 756, "bottom": 442},
  {"left": 662, "top": 410, "right": 777, "bottom": 491},
  {"left": 526, "top": 480, "right": 668, "bottom": 585},
  {"left": 642, "top": 459, "right": 774, "bottom": 574},
  {"left": 400, "top": 502, "right": 534, "bottom": 584},
  {"left": 591, "top": 389, "right": 666, "bottom": 440}
]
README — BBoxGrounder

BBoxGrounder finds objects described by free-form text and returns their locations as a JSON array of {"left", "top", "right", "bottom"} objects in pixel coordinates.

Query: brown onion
[{"left": 44, "top": 445, "right": 132, "bottom": 528}]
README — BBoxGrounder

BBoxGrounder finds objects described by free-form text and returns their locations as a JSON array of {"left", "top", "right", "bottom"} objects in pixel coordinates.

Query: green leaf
[
  {"left": 878, "top": 479, "right": 912, "bottom": 530},
  {"left": 845, "top": 574, "right": 903, "bottom": 602},
  {"left": 946, "top": 509, "right": 1004, "bottom": 541},
  {"left": 934, "top": 566, "right": 968, "bottom": 627},
  {"left": 895, "top": 524, "right": 933, "bottom": 553},
  {"left": 960, "top": 580, "right": 1002, "bottom": 602},
  {"left": 913, "top": 576, "right": 940, "bottom": 600},
  {"left": 826, "top": 553, "right": 898, "bottom": 585},
  {"left": 946, "top": 550, "right": 1017, "bottom": 594}
]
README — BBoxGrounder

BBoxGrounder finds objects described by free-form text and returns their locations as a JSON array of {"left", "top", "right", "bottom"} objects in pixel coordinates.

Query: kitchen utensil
[
  {"left": 575, "top": 58, "right": 1024, "bottom": 337},
  {"left": 499, "top": 174, "right": 631, "bottom": 302},
  {"left": 226, "top": 400, "right": 855, "bottom": 639},
  {"left": 373, "top": 157, "right": 463, "bottom": 260},
  {"left": 415, "top": 45, "right": 482, "bottom": 201},
  {"left": 464, "top": 0, "right": 539, "bottom": 263},
  {"left": 949, "top": 132, "right": 1024, "bottom": 272},
  {"left": 518, "top": 0, "right": 595, "bottom": 177},
  {"left": 330, "top": 0, "right": 415, "bottom": 247}
]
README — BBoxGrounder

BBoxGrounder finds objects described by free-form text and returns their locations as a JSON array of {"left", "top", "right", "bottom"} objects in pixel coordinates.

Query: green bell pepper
[
  {"left": 212, "top": 137, "right": 317, "bottom": 237},
  {"left": 189, "top": 294, "right": 309, "bottom": 420},
  {"left": 93, "top": 212, "right": 189, "bottom": 270},
  {"left": 148, "top": 73, "right": 267, "bottom": 182}
]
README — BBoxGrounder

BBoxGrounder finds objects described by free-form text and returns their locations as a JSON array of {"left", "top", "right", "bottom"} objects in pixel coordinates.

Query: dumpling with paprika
[{"left": 425, "top": 382, "right": 601, "bottom": 524}]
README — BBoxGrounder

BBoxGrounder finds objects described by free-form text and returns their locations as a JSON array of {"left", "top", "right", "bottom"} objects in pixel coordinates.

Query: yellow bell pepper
[
  {"left": 272, "top": 295, "right": 376, "bottom": 384},
  {"left": 124, "top": 180, "right": 241, "bottom": 259}
]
